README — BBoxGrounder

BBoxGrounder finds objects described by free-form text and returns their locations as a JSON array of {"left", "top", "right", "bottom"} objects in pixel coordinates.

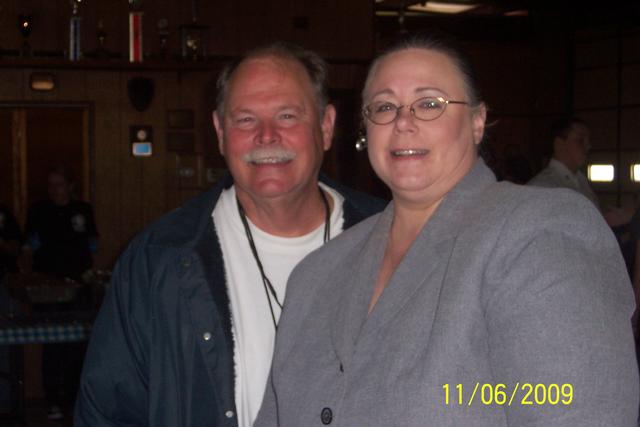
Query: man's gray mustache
[{"left": 243, "top": 148, "right": 296, "bottom": 163}]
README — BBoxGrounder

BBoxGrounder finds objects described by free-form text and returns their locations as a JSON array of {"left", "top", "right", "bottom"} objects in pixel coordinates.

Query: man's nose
[{"left": 257, "top": 121, "right": 279, "bottom": 144}]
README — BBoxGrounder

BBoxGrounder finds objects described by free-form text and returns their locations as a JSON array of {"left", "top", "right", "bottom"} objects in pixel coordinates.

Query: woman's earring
[{"left": 355, "top": 132, "right": 367, "bottom": 152}]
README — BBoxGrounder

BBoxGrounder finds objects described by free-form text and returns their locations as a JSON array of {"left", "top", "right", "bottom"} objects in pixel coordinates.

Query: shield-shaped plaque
[{"left": 127, "top": 77, "right": 155, "bottom": 112}]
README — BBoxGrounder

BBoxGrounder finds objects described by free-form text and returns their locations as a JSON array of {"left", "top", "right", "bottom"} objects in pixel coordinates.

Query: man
[
  {"left": 528, "top": 117, "right": 599, "bottom": 207},
  {"left": 26, "top": 166, "right": 98, "bottom": 281},
  {"left": 0, "top": 204, "right": 22, "bottom": 280},
  {"left": 75, "top": 43, "right": 384, "bottom": 427},
  {"left": 25, "top": 166, "right": 98, "bottom": 420}
]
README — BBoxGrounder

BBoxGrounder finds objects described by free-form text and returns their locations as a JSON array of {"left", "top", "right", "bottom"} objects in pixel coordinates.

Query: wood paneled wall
[
  {"left": 0, "top": 0, "right": 375, "bottom": 268},
  {"left": 1, "top": 0, "right": 373, "bottom": 60}
]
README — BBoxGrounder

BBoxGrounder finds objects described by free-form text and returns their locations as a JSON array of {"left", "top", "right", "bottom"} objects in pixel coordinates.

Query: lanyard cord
[{"left": 236, "top": 187, "right": 331, "bottom": 329}]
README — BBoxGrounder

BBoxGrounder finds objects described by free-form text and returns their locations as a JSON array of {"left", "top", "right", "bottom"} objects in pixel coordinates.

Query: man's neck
[
  {"left": 235, "top": 184, "right": 330, "bottom": 238},
  {"left": 552, "top": 156, "right": 578, "bottom": 175}
]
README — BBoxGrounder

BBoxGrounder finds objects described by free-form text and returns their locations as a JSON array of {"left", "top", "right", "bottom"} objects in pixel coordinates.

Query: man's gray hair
[{"left": 215, "top": 42, "right": 330, "bottom": 118}]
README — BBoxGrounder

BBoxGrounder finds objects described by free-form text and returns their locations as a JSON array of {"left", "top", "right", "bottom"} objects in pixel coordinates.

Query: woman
[{"left": 255, "top": 35, "right": 638, "bottom": 426}]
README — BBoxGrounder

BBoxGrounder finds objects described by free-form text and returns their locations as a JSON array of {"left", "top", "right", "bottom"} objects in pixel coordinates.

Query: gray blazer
[{"left": 256, "top": 160, "right": 639, "bottom": 427}]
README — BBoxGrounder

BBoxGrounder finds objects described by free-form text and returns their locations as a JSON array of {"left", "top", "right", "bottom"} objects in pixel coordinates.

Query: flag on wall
[
  {"left": 129, "top": 12, "right": 143, "bottom": 62},
  {"left": 69, "top": 16, "right": 81, "bottom": 61}
]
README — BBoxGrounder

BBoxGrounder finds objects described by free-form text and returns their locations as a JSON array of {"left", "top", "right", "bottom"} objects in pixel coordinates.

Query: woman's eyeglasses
[{"left": 363, "top": 96, "right": 468, "bottom": 125}]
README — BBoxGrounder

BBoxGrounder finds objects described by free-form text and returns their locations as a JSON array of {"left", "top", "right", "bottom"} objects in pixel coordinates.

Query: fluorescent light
[
  {"left": 504, "top": 9, "right": 529, "bottom": 16},
  {"left": 588, "top": 164, "right": 615, "bottom": 182},
  {"left": 408, "top": 2, "right": 477, "bottom": 14},
  {"left": 631, "top": 164, "right": 640, "bottom": 183}
]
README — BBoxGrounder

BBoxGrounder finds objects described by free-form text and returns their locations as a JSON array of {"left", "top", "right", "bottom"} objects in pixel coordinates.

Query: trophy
[
  {"left": 18, "top": 14, "right": 32, "bottom": 57},
  {"left": 69, "top": 0, "right": 82, "bottom": 61}
]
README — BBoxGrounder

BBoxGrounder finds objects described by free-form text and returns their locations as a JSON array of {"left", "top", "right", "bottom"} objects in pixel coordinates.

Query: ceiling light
[
  {"left": 631, "top": 164, "right": 640, "bottom": 183},
  {"left": 588, "top": 164, "right": 615, "bottom": 182},
  {"left": 504, "top": 9, "right": 529, "bottom": 16},
  {"left": 408, "top": 2, "right": 477, "bottom": 14}
]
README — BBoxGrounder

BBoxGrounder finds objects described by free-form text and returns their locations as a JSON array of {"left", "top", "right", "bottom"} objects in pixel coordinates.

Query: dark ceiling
[{"left": 374, "top": 1, "right": 640, "bottom": 41}]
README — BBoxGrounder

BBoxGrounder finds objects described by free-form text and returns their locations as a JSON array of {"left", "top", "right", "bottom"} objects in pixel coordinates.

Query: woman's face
[{"left": 363, "top": 48, "right": 486, "bottom": 207}]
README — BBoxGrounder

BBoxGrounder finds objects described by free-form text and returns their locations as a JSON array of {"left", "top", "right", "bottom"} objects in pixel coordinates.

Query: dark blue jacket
[{"left": 75, "top": 175, "right": 385, "bottom": 426}]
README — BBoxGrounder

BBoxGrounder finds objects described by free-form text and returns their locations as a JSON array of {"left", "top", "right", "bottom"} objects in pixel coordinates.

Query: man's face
[
  {"left": 47, "top": 172, "right": 73, "bottom": 206},
  {"left": 561, "top": 122, "right": 591, "bottom": 170},
  {"left": 213, "top": 56, "right": 335, "bottom": 203}
]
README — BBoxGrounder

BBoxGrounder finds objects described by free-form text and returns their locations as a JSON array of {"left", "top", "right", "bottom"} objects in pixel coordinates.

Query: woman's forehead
[{"left": 367, "top": 48, "right": 465, "bottom": 97}]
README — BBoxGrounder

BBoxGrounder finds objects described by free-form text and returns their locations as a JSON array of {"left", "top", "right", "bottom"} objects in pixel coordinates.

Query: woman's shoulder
[
  {"left": 291, "top": 211, "right": 385, "bottom": 278},
  {"left": 481, "top": 180, "right": 600, "bottom": 220}
]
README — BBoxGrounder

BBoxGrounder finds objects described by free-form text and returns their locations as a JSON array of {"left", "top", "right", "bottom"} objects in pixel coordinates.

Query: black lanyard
[{"left": 236, "top": 187, "right": 331, "bottom": 329}]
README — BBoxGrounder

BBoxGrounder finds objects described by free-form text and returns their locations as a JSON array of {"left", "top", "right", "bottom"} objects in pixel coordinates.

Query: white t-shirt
[{"left": 212, "top": 183, "right": 345, "bottom": 427}]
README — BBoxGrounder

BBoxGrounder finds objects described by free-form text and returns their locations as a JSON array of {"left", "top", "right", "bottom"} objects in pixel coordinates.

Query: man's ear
[
  {"left": 553, "top": 136, "right": 564, "bottom": 154},
  {"left": 471, "top": 103, "right": 487, "bottom": 146},
  {"left": 213, "top": 110, "right": 225, "bottom": 156},
  {"left": 321, "top": 104, "right": 336, "bottom": 151}
]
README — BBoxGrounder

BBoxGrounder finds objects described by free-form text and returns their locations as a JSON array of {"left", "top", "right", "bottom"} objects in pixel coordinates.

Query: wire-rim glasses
[{"left": 363, "top": 96, "right": 469, "bottom": 125}]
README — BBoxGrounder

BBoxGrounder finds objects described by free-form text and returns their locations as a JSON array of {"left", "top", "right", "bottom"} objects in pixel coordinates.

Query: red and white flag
[{"left": 129, "top": 12, "right": 143, "bottom": 62}]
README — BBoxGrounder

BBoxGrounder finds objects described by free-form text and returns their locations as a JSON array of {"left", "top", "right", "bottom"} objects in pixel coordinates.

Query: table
[
  {"left": 0, "top": 313, "right": 93, "bottom": 345},
  {"left": 0, "top": 311, "right": 95, "bottom": 426}
]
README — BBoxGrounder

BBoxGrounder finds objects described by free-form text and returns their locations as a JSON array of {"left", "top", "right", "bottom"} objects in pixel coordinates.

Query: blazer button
[
  {"left": 225, "top": 410, "right": 234, "bottom": 418},
  {"left": 203, "top": 332, "right": 212, "bottom": 341},
  {"left": 320, "top": 407, "right": 332, "bottom": 425}
]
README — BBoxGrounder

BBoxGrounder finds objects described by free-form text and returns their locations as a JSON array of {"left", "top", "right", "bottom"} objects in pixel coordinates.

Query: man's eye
[
  {"left": 235, "top": 116, "right": 255, "bottom": 124},
  {"left": 279, "top": 113, "right": 296, "bottom": 120}
]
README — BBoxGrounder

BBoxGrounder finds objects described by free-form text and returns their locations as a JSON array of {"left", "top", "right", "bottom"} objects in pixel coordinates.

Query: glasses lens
[
  {"left": 365, "top": 101, "right": 398, "bottom": 124},
  {"left": 411, "top": 97, "right": 446, "bottom": 121}
]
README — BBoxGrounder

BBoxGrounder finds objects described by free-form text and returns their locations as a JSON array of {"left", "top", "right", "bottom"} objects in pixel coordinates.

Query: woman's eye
[
  {"left": 417, "top": 99, "right": 442, "bottom": 110},
  {"left": 375, "top": 103, "right": 395, "bottom": 113}
]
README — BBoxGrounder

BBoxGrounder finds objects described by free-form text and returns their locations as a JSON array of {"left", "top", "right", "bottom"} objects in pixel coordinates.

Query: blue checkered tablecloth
[{"left": 0, "top": 313, "right": 93, "bottom": 345}]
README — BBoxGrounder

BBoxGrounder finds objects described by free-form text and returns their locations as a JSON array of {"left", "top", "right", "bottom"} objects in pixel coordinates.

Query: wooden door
[{"left": 0, "top": 105, "right": 90, "bottom": 225}]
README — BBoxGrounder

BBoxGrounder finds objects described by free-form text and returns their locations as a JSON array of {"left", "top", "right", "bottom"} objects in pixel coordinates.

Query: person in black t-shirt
[
  {"left": 0, "top": 205, "right": 22, "bottom": 279},
  {"left": 24, "top": 166, "right": 98, "bottom": 420},
  {"left": 25, "top": 168, "right": 98, "bottom": 281}
]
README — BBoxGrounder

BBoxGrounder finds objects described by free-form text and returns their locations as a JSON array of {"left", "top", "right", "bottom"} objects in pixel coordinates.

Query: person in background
[
  {"left": 25, "top": 165, "right": 98, "bottom": 421},
  {"left": 528, "top": 117, "right": 599, "bottom": 207},
  {"left": 256, "top": 34, "right": 638, "bottom": 426},
  {"left": 25, "top": 166, "right": 98, "bottom": 281},
  {"left": 0, "top": 204, "right": 23, "bottom": 410},
  {"left": 0, "top": 204, "right": 22, "bottom": 281},
  {"left": 75, "top": 42, "right": 384, "bottom": 427}
]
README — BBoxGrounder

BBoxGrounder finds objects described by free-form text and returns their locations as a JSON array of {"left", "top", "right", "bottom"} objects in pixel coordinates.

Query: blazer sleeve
[
  {"left": 482, "top": 192, "right": 639, "bottom": 426},
  {"left": 75, "top": 240, "right": 151, "bottom": 427}
]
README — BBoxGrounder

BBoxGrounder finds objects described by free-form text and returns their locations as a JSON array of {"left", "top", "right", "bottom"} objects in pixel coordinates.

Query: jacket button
[
  {"left": 203, "top": 332, "right": 212, "bottom": 341},
  {"left": 321, "top": 407, "right": 332, "bottom": 425},
  {"left": 181, "top": 257, "right": 192, "bottom": 268},
  {"left": 225, "top": 410, "right": 234, "bottom": 418}
]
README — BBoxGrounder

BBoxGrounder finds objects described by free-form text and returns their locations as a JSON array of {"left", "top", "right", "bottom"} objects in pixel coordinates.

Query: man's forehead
[
  {"left": 570, "top": 123, "right": 589, "bottom": 137},
  {"left": 226, "top": 56, "right": 313, "bottom": 103}
]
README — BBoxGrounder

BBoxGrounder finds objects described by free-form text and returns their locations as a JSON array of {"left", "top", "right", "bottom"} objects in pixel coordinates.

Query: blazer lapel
[
  {"left": 355, "top": 159, "right": 497, "bottom": 351},
  {"left": 330, "top": 206, "right": 393, "bottom": 369}
]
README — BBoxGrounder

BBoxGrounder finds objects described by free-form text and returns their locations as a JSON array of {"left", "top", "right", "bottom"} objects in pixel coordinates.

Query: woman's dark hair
[{"left": 362, "top": 32, "right": 483, "bottom": 108}]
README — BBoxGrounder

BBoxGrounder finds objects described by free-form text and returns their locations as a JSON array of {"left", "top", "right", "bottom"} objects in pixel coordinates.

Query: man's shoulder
[
  {"left": 293, "top": 210, "right": 383, "bottom": 277},
  {"left": 527, "top": 164, "right": 562, "bottom": 188},
  {"left": 320, "top": 175, "right": 387, "bottom": 222}
]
